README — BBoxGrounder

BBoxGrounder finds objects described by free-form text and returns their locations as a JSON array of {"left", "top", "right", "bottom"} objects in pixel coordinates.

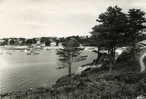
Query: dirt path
[{"left": 139, "top": 52, "right": 146, "bottom": 72}]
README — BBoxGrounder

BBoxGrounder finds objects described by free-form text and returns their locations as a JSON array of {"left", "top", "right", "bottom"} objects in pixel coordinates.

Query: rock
[{"left": 137, "top": 95, "right": 146, "bottom": 99}]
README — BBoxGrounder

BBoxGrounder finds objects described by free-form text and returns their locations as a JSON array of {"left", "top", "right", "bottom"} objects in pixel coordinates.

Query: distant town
[
  {"left": 0, "top": 31, "right": 146, "bottom": 48},
  {"left": 0, "top": 36, "right": 94, "bottom": 55},
  {"left": 0, "top": 36, "right": 90, "bottom": 47}
]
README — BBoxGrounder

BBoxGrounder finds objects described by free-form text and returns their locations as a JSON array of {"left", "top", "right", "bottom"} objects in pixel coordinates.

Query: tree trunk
[
  {"left": 68, "top": 62, "right": 71, "bottom": 77},
  {"left": 95, "top": 47, "right": 101, "bottom": 65},
  {"left": 113, "top": 47, "right": 116, "bottom": 64},
  {"left": 131, "top": 33, "right": 137, "bottom": 61},
  {"left": 109, "top": 62, "right": 113, "bottom": 72},
  {"left": 68, "top": 53, "right": 72, "bottom": 77},
  {"left": 109, "top": 47, "right": 116, "bottom": 72},
  {"left": 132, "top": 42, "right": 137, "bottom": 61}
]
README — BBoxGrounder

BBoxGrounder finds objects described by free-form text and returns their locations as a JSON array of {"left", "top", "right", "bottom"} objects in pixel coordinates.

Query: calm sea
[{"left": 0, "top": 48, "right": 96, "bottom": 94}]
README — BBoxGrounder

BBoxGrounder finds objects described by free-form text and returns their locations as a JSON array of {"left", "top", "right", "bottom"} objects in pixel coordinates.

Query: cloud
[{"left": 0, "top": 0, "right": 145, "bottom": 37}]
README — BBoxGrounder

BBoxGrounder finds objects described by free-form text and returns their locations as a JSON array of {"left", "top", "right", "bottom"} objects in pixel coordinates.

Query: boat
[
  {"left": 32, "top": 51, "right": 40, "bottom": 55},
  {"left": 24, "top": 48, "right": 32, "bottom": 55},
  {"left": 6, "top": 51, "right": 12, "bottom": 55},
  {"left": 24, "top": 47, "right": 40, "bottom": 55},
  {"left": 0, "top": 49, "right": 3, "bottom": 55}
]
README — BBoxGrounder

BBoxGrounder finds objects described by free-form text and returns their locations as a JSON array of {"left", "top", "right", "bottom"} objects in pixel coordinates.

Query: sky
[{"left": 0, "top": 0, "right": 145, "bottom": 38}]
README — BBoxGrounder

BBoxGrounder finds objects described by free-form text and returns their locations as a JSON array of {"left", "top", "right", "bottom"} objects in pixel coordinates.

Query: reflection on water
[{"left": 0, "top": 47, "right": 96, "bottom": 94}]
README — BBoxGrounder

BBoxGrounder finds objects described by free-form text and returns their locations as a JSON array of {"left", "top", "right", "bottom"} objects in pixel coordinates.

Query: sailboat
[
  {"left": 24, "top": 46, "right": 40, "bottom": 55},
  {"left": 24, "top": 47, "right": 33, "bottom": 55}
]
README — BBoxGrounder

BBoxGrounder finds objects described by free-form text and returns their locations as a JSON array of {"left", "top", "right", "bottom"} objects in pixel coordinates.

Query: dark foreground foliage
[{"left": 2, "top": 66, "right": 146, "bottom": 99}]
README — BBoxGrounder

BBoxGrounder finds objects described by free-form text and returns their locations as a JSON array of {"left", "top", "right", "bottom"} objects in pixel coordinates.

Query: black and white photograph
[{"left": 0, "top": 0, "right": 146, "bottom": 99}]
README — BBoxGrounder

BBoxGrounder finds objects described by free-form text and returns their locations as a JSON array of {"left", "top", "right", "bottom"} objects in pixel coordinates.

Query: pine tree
[
  {"left": 56, "top": 37, "right": 86, "bottom": 77},
  {"left": 126, "top": 9, "right": 146, "bottom": 60},
  {"left": 91, "top": 6, "right": 128, "bottom": 72}
]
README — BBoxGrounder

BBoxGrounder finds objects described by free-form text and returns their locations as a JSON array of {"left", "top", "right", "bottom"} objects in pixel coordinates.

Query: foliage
[
  {"left": 90, "top": 6, "right": 146, "bottom": 71},
  {"left": 91, "top": 6, "right": 128, "bottom": 72},
  {"left": 18, "top": 38, "right": 26, "bottom": 45},
  {"left": 25, "top": 38, "right": 37, "bottom": 46},
  {"left": 9, "top": 39, "right": 16, "bottom": 45},
  {"left": 53, "top": 70, "right": 146, "bottom": 98},
  {"left": 40, "top": 37, "right": 51, "bottom": 46},
  {"left": 126, "top": 9, "right": 146, "bottom": 59},
  {"left": 57, "top": 38, "right": 86, "bottom": 76}
]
